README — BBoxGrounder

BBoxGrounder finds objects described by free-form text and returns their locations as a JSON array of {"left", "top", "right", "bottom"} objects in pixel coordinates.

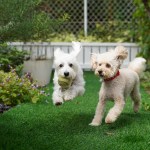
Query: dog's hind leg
[{"left": 130, "top": 83, "right": 141, "bottom": 113}]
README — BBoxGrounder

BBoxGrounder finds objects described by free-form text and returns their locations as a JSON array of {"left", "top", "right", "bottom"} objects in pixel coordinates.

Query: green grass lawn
[{"left": 0, "top": 71, "right": 150, "bottom": 150}]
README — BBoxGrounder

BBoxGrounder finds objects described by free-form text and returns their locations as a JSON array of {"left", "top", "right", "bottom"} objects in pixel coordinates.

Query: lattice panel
[
  {"left": 88, "top": 0, "right": 135, "bottom": 29},
  {"left": 39, "top": 0, "right": 84, "bottom": 33},
  {"left": 39, "top": 0, "right": 136, "bottom": 39}
]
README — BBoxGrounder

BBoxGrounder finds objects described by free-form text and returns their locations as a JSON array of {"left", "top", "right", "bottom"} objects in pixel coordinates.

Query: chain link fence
[{"left": 40, "top": 0, "right": 136, "bottom": 42}]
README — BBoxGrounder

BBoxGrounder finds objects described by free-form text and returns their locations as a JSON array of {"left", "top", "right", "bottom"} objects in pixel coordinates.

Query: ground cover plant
[
  {"left": 0, "top": 71, "right": 149, "bottom": 150},
  {"left": 0, "top": 69, "right": 48, "bottom": 109}
]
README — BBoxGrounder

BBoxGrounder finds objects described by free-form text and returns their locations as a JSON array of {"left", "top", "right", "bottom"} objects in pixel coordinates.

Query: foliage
[
  {"left": 141, "top": 71, "right": 150, "bottom": 111},
  {"left": 45, "top": 28, "right": 131, "bottom": 43},
  {"left": 141, "top": 71, "right": 150, "bottom": 90},
  {"left": 0, "top": 0, "right": 135, "bottom": 42},
  {"left": 0, "top": 43, "right": 27, "bottom": 74},
  {"left": 132, "top": 0, "right": 150, "bottom": 59},
  {"left": 89, "top": 21, "right": 132, "bottom": 42},
  {"left": 0, "top": 69, "right": 48, "bottom": 106},
  {"left": 142, "top": 102, "right": 150, "bottom": 111},
  {"left": 0, "top": 0, "right": 66, "bottom": 42},
  {"left": 41, "top": 0, "right": 134, "bottom": 42}
]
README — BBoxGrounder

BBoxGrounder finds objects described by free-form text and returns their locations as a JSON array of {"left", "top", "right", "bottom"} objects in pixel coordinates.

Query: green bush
[
  {"left": 132, "top": 0, "right": 150, "bottom": 60},
  {"left": 0, "top": 43, "right": 27, "bottom": 74},
  {"left": 89, "top": 21, "right": 131, "bottom": 42},
  {"left": 141, "top": 71, "right": 150, "bottom": 90},
  {"left": 141, "top": 71, "right": 150, "bottom": 111},
  {"left": 0, "top": 69, "right": 47, "bottom": 106},
  {"left": 0, "top": 0, "right": 66, "bottom": 42}
]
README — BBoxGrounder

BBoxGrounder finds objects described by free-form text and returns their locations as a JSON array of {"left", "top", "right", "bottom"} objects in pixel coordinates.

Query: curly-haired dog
[
  {"left": 52, "top": 42, "right": 85, "bottom": 105},
  {"left": 90, "top": 46, "right": 146, "bottom": 126}
]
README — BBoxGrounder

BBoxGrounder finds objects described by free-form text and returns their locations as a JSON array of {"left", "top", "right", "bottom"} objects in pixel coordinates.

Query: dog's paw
[
  {"left": 53, "top": 98, "right": 63, "bottom": 106},
  {"left": 55, "top": 102, "right": 63, "bottom": 106},
  {"left": 89, "top": 122, "right": 100, "bottom": 126},
  {"left": 105, "top": 116, "right": 116, "bottom": 124},
  {"left": 89, "top": 119, "right": 101, "bottom": 126},
  {"left": 64, "top": 94, "right": 74, "bottom": 101},
  {"left": 133, "top": 103, "right": 140, "bottom": 113},
  {"left": 64, "top": 97, "right": 73, "bottom": 101}
]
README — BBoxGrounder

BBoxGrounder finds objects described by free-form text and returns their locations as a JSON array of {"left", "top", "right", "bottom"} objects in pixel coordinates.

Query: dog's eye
[
  {"left": 99, "top": 64, "right": 102, "bottom": 66},
  {"left": 59, "top": 64, "right": 63, "bottom": 68},
  {"left": 106, "top": 63, "right": 111, "bottom": 68},
  {"left": 69, "top": 63, "right": 73, "bottom": 67}
]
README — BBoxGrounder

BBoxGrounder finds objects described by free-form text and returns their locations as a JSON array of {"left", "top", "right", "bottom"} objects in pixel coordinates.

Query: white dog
[
  {"left": 52, "top": 42, "right": 85, "bottom": 105},
  {"left": 90, "top": 46, "right": 146, "bottom": 126}
]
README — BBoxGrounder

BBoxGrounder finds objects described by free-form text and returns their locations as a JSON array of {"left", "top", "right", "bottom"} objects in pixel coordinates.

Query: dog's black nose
[
  {"left": 64, "top": 72, "right": 69, "bottom": 77},
  {"left": 98, "top": 71, "right": 104, "bottom": 77},
  {"left": 98, "top": 71, "right": 102, "bottom": 75}
]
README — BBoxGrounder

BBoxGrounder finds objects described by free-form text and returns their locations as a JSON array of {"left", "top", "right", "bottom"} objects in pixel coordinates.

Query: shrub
[
  {"left": 141, "top": 71, "right": 150, "bottom": 111},
  {"left": 0, "top": 43, "right": 27, "bottom": 75},
  {"left": 0, "top": 0, "right": 66, "bottom": 42},
  {"left": 141, "top": 71, "right": 150, "bottom": 92},
  {"left": 132, "top": 0, "right": 150, "bottom": 60},
  {"left": 0, "top": 69, "right": 48, "bottom": 106}
]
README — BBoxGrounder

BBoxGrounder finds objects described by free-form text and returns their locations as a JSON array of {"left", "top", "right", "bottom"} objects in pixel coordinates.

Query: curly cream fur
[{"left": 90, "top": 46, "right": 146, "bottom": 126}]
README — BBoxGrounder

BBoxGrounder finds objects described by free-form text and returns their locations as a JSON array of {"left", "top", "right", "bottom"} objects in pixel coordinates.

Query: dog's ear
[
  {"left": 114, "top": 46, "right": 128, "bottom": 60},
  {"left": 91, "top": 53, "right": 97, "bottom": 70},
  {"left": 70, "top": 41, "right": 82, "bottom": 57},
  {"left": 54, "top": 48, "right": 64, "bottom": 58}
]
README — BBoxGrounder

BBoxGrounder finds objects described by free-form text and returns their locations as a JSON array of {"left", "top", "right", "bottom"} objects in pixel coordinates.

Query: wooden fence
[{"left": 8, "top": 42, "right": 140, "bottom": 69}]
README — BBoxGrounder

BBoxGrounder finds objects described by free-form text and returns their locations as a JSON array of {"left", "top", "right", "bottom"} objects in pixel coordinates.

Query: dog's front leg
[
  {"left": 105, "top": 96, "right": 125, "bottom": 124},
  {"left": 64, "top": 84, "right": 85, "bottom": 101},
  {"left": 52, "top": 88, "right": 63, "bottom": 105},
  {"left": 63, "top": 87, "right": 76, "bottom": 101},
  {"left": 89, "top": 97, "right": 106, "bottom": 126}
]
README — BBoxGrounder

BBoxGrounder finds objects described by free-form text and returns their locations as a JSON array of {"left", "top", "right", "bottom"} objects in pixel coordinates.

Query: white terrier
[
  {"left": 90, "top": 46, "right": 146, "bottom": 126},
  {"left": 52, "top": 42, "right": 85, "bottom": 105}
]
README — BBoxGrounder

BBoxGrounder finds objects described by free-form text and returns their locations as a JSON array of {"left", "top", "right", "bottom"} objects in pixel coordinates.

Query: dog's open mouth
[{"left": 99, "top": 74, "right": 104, "bottom": 77}]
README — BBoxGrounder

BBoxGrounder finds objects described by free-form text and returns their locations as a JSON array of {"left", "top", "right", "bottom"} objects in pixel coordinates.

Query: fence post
[{"left": 84, "top": 0, "right": 88, "bottom": 37}]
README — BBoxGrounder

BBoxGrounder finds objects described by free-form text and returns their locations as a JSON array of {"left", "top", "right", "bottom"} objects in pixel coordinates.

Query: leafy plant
[
  {"left": 141, "top": 71, "right": 150, "bottom": 111},
  {"left": 0, "top": 69, "right": 48, "bottom": 106},
  {"left": 0, "top": 43, "right": 27, "bottom": 74},
  {"left": 141, "top": 71, "right": 150, "bottom": 90},
  {"left": 0, "top": 0, "right": 66, "bottom": 42},
  {"left": 89, "top": 21, "right": 132, "bottom": 42},
  {"left": 142, "top": 102, "right": 150, "bottom": 111},
  {"left": 132, "top": 0, "right": 150, "bottom": 60}
]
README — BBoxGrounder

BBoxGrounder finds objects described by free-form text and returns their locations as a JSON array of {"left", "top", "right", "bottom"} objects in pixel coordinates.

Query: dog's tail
[
  {"left": 71, "top": 41, "right": 82, "bottom": 57},
  {"left": 128, "top": 57, "right": 146, "bottom": 77}
]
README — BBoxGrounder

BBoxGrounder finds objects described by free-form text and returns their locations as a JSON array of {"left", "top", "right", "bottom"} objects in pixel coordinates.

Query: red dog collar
[{"left": 104, "top": 71, "right": 120, "bottom": 82}]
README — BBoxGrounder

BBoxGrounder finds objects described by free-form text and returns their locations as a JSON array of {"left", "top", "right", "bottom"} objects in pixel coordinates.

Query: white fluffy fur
[
  {"left": 52, "top": 42, "right": 85, "bottom": 105},
  {"left": 90, "top": 46, "right": 146, "bottom": 126},
  {"left": 128, "top": 57, "right": 146, "bottom": 78}
]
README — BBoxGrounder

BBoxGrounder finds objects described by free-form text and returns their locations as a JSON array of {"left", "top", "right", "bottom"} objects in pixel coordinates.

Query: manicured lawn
[{"left": 0, "top": 71, "right": 150, "bottom": 150}]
